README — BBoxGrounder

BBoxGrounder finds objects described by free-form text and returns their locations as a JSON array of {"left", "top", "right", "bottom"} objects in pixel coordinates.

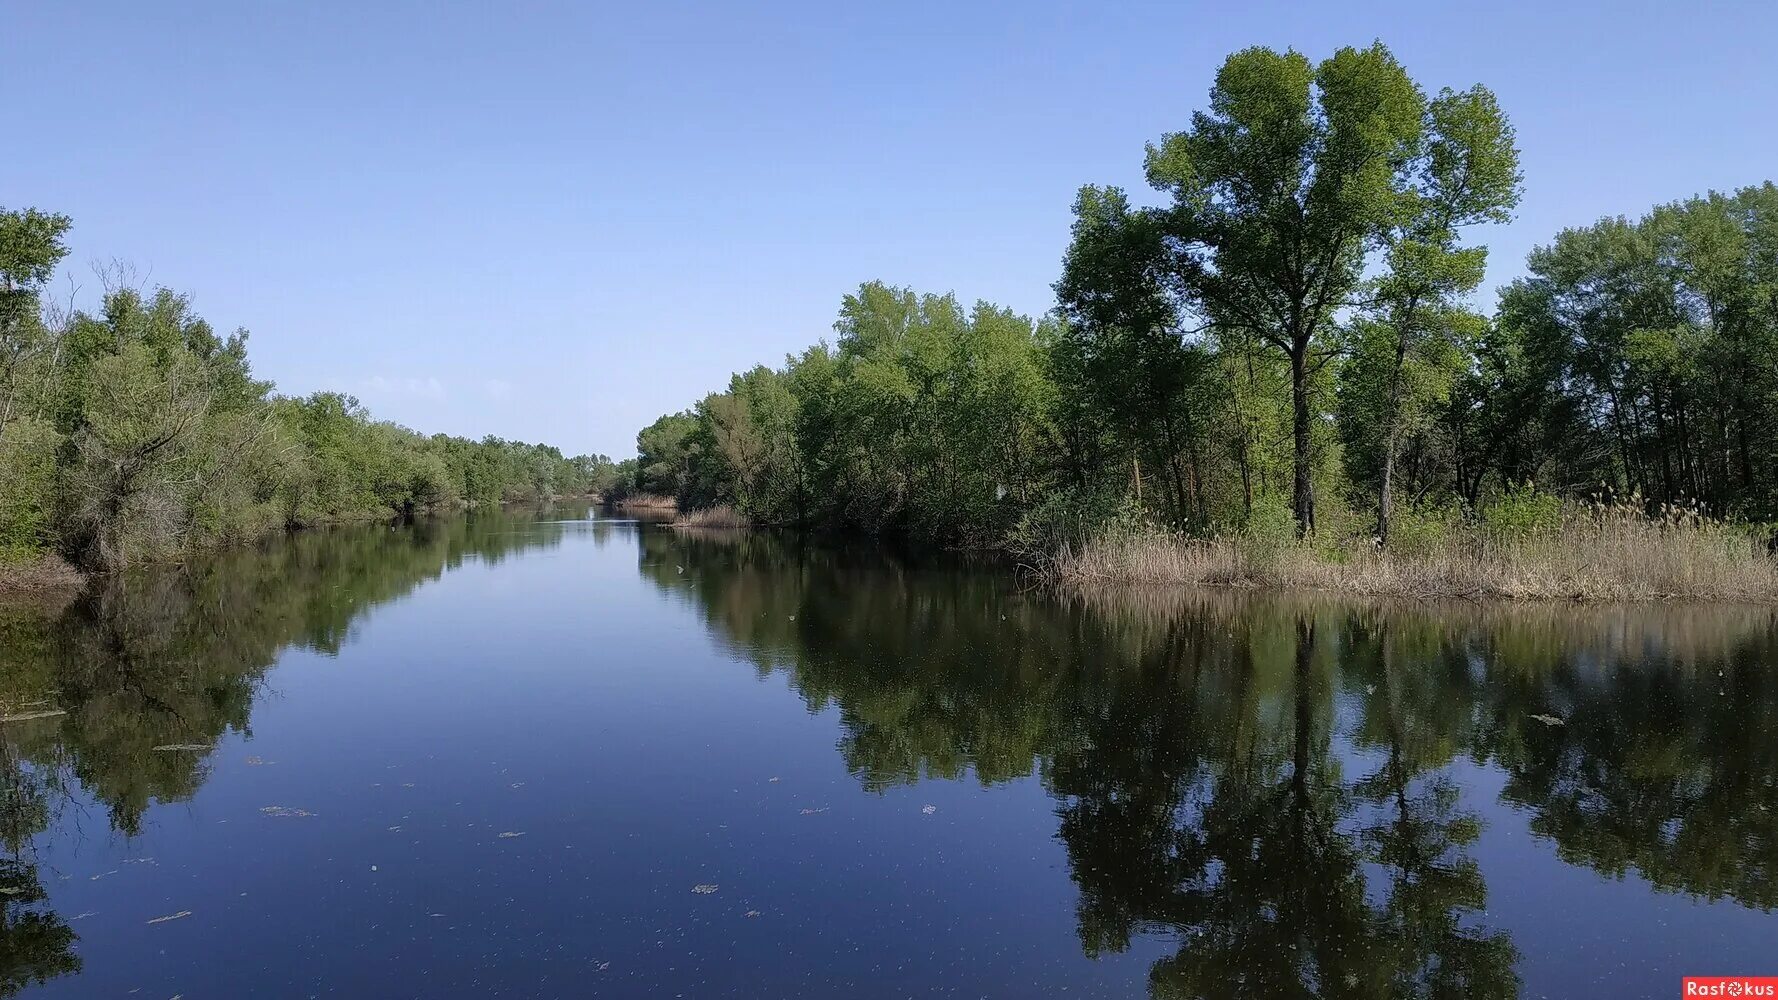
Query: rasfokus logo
[{"left": 1685, "top": 978, "right": 1778, "bottom": 997}]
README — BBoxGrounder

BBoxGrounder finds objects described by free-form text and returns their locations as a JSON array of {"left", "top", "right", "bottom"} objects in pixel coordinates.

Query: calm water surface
[{"left": 2, "top": 505, "right": 1776, "bottom": 997}]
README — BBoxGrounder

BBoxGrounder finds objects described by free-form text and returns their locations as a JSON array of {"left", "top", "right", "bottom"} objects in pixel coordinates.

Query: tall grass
[
  {"left": 1045, "top": 500, "right": 1778, "bottom": 602},
  {"left": 611, "top": 493, "right": 678, "bottom": 512},
  {"left": 0, "top": 550, "right": 82, "bottom": 594},
  {"left": 673, "top": 504, "right": 749, "bottom": 529}
]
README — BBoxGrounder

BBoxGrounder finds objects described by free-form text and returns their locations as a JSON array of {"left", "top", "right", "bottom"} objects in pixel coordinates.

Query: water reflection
[
  {"left": 0, "top": 505, "right": 592, "bottom": 994},
  {"left": 2, "top": 513, "right": 1776, "bottom": 996},
  {"left": 640, "top": 527, "right": 1778, "bottom": 997}
]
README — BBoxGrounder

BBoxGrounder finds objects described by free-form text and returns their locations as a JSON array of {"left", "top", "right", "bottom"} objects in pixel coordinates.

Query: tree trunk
[
  {"left": 1290, "top": 346, "right": 1315, "bottom": 537},
  {"left": 1377, "top": 329, "right": 1410, "bottom": 547}
]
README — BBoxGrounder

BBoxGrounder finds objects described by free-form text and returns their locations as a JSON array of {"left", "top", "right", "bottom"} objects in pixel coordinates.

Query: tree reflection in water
[
  {"left": 1, "top": 516, "right": 1774, "bottom": 998},
  {"left": 0, "top": 504, "right": 593, "bottom": 994},
  {"left": 643, "top": 526, "right": 1778, "bottom": 998}
]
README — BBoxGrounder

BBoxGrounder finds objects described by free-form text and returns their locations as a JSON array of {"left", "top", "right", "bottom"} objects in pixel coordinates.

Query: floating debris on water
[
  {"left": 691, "top": 884, "right": 719, "bottom": 894},
  {"left": 0, "top": 708, "right": 67, "bottom": 723},
  {"left": 89, "top": 870, "right": 119, "bottom": 881},
  {"left": 497, "top": 831, "right": 526, "bottom": 839},
  {"left": 260, "top": 806, "right": 315, "bottom": 818},
  {"left": 921, "top": 804, "right": 936, "bottom": 815},
  {"left": 768, "top": 777, "right": 780, "bottom": 783},
  {"left": 798, "top": 807, "right": 828, "bottom": 816},
  {"left": 1530, "top": 713, "right": 1565, "bottom": 727},
  {"left": 744, "top": 910, "right": 761, "bottom": 918},
  {"left": 245, "top": 756, "right": 267, "bottom": 766},
  {"left": 146, "top": 910, "right": 192, "bottom": 924}
]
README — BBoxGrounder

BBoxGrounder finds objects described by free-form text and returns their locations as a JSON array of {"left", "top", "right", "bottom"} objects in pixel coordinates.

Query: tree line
[
  {"left": 0, "top": 208, "right": 622, "bottom": 572},
  {"left": 626, "top": 43, "right": 1778, "bottom": 550}
]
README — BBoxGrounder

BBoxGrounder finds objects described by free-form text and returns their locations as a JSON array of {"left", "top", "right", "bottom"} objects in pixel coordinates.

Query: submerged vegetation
[
  {"left": 0, "top": 209, "right": 621, "bottom": 583},
  {"left": 620, "top": 42, "right": 1778, "bottom": 599}
]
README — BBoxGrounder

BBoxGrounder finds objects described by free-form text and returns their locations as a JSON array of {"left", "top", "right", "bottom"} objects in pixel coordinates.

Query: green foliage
[
  {"left": 633, "top": 282, "right": 1059, "bottom": 544},
  {"left": 1479, "top": 483, "right": 1563, "bottom": 540},
  {"left": 1383, "top": 498, "right": 1468, "bottom": 557},
  {"left": 1133, "top": 43, "right": 1437, "bottom": 536},
  {"left": 1488, "top": 182, "right": 1778, "bottom": 520},
  {"left": 1239, "top": 491, "right": 1301, "bottom": 547},
  {"left": 0, "top": 209, "right": 607, "bottom": 572},
  {"left": 0, "top": 418, "right": 58, "bottom": 561}
]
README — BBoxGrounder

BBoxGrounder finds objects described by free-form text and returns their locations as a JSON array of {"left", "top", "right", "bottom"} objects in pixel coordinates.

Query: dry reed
[
  {"left": 672, "top": 504, "right": 750, "bottom": 529},
  {"left": 0, "top": 552, "right": 83, "bottom": 595},
  {"left": 611, "top": 493, "right": 678, "bottom": 512},
  {"left": 1047, "top": 503, "right": 1778, "bottom": 602}
]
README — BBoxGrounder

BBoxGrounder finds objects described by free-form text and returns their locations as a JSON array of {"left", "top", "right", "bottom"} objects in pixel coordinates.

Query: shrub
[{"left": 1480, "top": 482, "right": 1562, "bottom": 540}]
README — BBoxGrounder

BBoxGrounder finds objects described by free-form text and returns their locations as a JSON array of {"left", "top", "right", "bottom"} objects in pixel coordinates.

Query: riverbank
[
  {"left": 1042, "top": 514, "right": 1778, "bottom": 602},
  {"left": 671, "top": 503, "right": 747, "bottom": 529},
  {"left": 0, "top": 497, "right": 604, "bottom": 598},
  {"left": 0, "top": 551, "right": 82, "bottom": 595},
  {"left": 610, "top": 493, "right": 678, "bottom": 514}
]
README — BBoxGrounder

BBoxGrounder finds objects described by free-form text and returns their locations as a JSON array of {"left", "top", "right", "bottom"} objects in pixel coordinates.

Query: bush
[
  {"left": 1480, "top": 483, "right": 1562, "bottom": 540},
  {"left": 0, "top": 417, "right": 61, "bottom": 561},
  {"left": 1007, "top": 488, "right": 1140, "bottom": 559},
  {"left": 1388, "top": 499, "right": 1466, "bottom": 557}
]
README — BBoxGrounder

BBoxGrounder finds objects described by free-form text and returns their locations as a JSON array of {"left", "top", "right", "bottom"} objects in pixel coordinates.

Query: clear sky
[{"left": 9, "top": 1, "right": 1777, "bottom": 458}]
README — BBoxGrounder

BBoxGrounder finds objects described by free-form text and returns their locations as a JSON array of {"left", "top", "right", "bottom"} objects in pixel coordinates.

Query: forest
[
  {"left": 9, "top": 42, "right": 1778, "bottom": 597},
  {"left": 0, "top": 208, "right": 621, "bottom": 580},
  {"left": 621, "top": 43, "right": 1778, "bottom": 596}
]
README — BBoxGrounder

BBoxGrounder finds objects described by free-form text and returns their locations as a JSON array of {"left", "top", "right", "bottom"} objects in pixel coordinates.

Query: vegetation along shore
[
  {"left": 10, "top": 43, "right": 1778, "bottom": 602},
  {"left": 0, "top": 209, "right": 623, "bottom": 590},
  {"left": 611, "top": 43, "right": 1778, "bottom": 601}
]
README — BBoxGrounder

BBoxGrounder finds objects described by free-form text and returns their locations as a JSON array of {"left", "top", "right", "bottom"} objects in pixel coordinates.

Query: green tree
[
  {"left": 1137, "top": 43, "right": 1437, "bottom": 536},
  {"left": 1360, "top": 85, "right": 1521, "bottom": 544},
  {"left": 1056, "top": 186, "right": 1213, "bottom": 528}
]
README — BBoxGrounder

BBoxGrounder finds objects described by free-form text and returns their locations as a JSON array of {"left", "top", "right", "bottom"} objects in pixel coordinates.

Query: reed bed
[
  {"left": 1047, "top": 503, "right": 1778, "bottom": 602},
  {"left": 611, "top": 493, "right": 678, "bottom": 512},
  {"left": 0, "top": 552, "right": 83, "bottom": 595},
  {"left": 672, "top": 504, "right": 750, "bottom": 529}
]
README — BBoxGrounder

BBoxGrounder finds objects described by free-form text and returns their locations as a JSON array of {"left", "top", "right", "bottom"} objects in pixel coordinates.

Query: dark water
[{"left": 2, "top": 505, "right": 1776, "bottom": 998}]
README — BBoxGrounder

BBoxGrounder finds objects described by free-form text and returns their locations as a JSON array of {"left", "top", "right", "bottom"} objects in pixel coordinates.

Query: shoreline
[
  {"left": 12, "top": 503, "right": 1778, "bottom": 607},
  {"left": 0, "top": 552, "right": 83, "bottom": 596},
  {"left": 0, "top": 496, "right": 606, "bottom": 599},
  {"left": 1039, "top": 527, "right": 1778, "bottom": 604}
]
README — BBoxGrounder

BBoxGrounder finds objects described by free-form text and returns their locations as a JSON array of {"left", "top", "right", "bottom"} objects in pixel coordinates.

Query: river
[{"left": 1, "top": 504, "right": 1774, "bottom": 997}]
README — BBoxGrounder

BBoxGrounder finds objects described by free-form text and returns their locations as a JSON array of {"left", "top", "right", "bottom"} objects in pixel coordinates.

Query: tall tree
[
  {"left": 1364, "top": 86, "right": 1521, "bottom": 544},
  {"left": 1140, "top": 43, "right": 1431, "bottom": 535},
  {"left": 1056, "top": 186, "right": 1211, "bottom": 528}
]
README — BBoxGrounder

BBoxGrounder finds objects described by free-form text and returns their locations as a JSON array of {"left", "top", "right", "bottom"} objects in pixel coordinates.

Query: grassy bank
[
  {"left": 0, "top": 552, "right": 82, "bottom": 595},
  {"left": 611, "top": 493, "right": 678, "bottom": 513},
  {"left": 1042, "top": 503, "right": 1778, "bottom": 602},
  {"left": 672, "top": 504, "right": 748, "bottom": 529}
]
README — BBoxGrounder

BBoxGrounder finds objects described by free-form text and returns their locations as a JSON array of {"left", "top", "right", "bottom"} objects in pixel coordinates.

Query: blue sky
[{"left": 9, "top": 1, "right": 1777, "bottom": 458}]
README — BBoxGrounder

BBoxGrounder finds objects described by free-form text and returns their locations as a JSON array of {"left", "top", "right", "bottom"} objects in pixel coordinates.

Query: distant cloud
[
  {"left": 483, "top": 378, "right": 513, "bottom": 400},
  {"left": 358, "top": 375, "right": 446, "bottom": 400}
]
